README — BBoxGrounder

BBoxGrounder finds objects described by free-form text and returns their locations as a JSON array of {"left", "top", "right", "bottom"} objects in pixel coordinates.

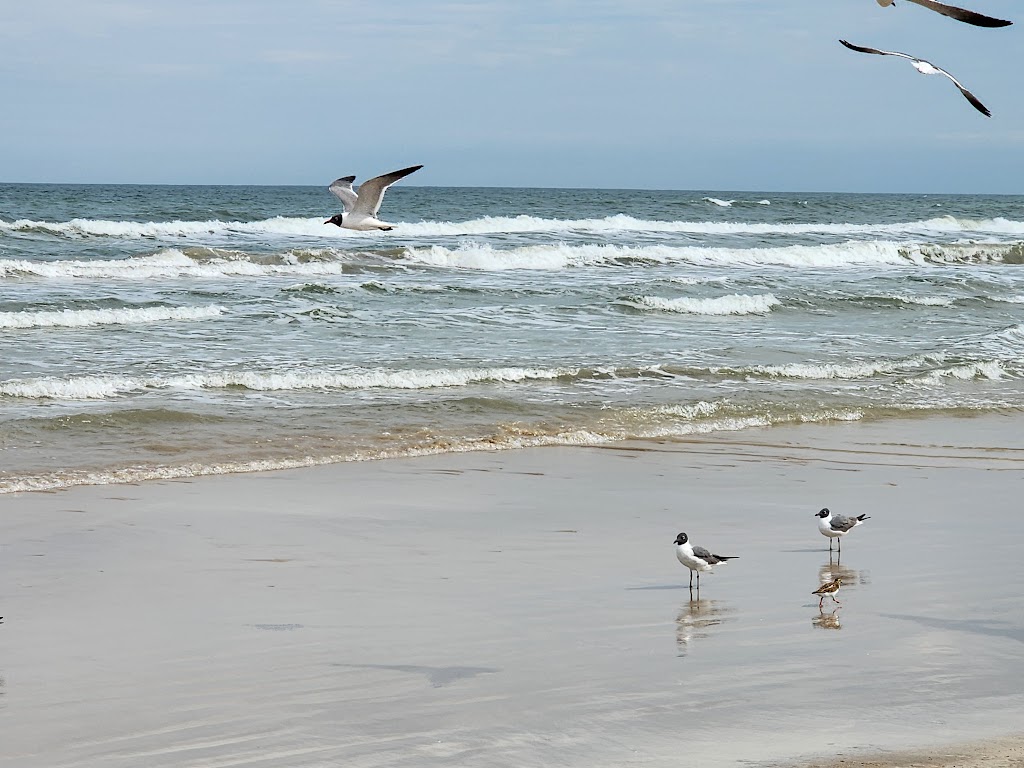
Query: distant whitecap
[{"left": 631, "top": 293, "right": 780, "bottom": 316}]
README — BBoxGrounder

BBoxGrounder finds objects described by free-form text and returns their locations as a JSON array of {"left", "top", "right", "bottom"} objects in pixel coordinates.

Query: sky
[{"left": 2, "top": 0, "right": 1022, "bottom": 192}]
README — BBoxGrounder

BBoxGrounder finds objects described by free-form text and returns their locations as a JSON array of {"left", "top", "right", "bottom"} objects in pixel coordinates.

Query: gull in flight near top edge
[
  {"left": 875, "top": 0, "right": 1012, "bottom": 27},
  {"left": 839, "top": 40, "right": 992, "bottom": 117},
  {"left": 324, "top": 164, "right": 423, "bottom": 231}
]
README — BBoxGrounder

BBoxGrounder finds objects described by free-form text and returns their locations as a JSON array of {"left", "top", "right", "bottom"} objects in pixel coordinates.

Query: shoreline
[
  {"left": 2, "top": 413, "right": 1023, "bottom": 766},
  {"left": 3, "top": 404, "right": 1019, "bottom": 496},
  {"left": 781, "top": 735, "right": 1024, "bottom": 768}
]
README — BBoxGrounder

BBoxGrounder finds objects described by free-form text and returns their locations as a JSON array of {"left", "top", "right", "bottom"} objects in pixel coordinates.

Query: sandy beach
[{"left": 2, "top": 414, "right": 1023, "bottom": 767}]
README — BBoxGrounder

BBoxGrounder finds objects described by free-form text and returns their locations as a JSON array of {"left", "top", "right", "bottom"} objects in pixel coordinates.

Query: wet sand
[
  {"left": 788, "top": 734, "right": 1024, "bottom": 767},
  {"left": 1, "top": 414, "right": 1023, "bottom": 766}
]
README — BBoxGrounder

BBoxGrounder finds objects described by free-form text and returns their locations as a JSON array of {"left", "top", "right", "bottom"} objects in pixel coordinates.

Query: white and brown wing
[{"left": 813, "top": 578, "right": 842, "bottom": 596}]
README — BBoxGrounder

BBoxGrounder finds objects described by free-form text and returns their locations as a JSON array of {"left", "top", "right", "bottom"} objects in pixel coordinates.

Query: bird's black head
[
  {"left": 815, "top": 508, "right": 830, "bottom": 518},
  {"left": 674, "top": 532, "right": 688, "bottom": 545},
  {"left": 324, "top": 214, "right": 345, "bottom": 227}
]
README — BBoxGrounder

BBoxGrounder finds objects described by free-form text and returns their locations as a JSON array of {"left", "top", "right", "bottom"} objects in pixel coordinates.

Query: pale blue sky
[{"left": 2, "top": 1, "right": 1021, "bottom": 191}]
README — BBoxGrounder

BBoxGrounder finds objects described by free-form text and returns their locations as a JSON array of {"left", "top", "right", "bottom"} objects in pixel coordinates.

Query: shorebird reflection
[
  {"left": 675, "top": 597, "right": 732, "bottom": 656},
  {"left": 813, "top": 608, "right": 842, "bottom": 631}
]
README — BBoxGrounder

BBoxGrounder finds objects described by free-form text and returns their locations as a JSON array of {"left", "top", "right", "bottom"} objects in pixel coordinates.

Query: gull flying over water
[
  {"left": 325, "top": 164, "right": 423, "bottom": 231},
  {"left": 875, "top": 0, "right": 1012, "bottom": 27},
  {"left": 839, "top": 40, "right": 992, "bottom": 117}
]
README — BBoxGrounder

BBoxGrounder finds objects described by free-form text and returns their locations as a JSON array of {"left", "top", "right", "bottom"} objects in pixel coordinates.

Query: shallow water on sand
[{"left": 0, "top": 416, "right": 1021, "bottom": 766}]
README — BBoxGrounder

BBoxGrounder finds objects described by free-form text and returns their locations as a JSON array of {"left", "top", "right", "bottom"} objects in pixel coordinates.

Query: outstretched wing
[
  {"left": 352, "top": 164, "right": 423, "bottom": 217},
  {"left": 906, "top": 0, "right": 1012, "bottom": 27},
  {"left": 934, "top": 66, "right": 993, "bottom": 116},
  {"left": 839, "top": 39, "right": 915, "bottom": 61},
  {"left": 328, "top": 176, "right": 359, "bottom": 213}
]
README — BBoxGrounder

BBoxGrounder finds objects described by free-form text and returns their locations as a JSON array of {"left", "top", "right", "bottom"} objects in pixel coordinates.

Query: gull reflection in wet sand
[
  {"left": 676, "top": 597, "right": 733, "bottom": 656},
  {"left": 818, "top": 552, "right": 870, "bottom": 589}
]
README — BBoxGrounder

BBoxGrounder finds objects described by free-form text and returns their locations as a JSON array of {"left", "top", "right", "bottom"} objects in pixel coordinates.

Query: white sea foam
[
  {"left": 886, "top": 294, "right": 956, "bottom": 307},
  {"left": 0, "top": 249, "right": 357, "bottom": 280},
  {"left": 748, "top": 356, "right": 934, "bottom": 379},
  {"left": 909, "top": 361, "right": 1007, "bottom": 385},
  {"left": 5, "top": 213, "right": 1024, "bottom": 240},
  {"left": 401, "top": 240, "right": 910, "bottom": 271},
  {"left": 0, "top": 366, "right": 579, "bottom": 400},
  {"left": 632, "top": 293, "right": 780, "bottom": 315},
  {"left": 0, "top": 305, "right": 224, "bottom": 329},
  {"left": 669, "top": 275, "right": 729, "bottom": 285},
  {"left": 1, "top": 241, "right": 1019, "bottom": 283}
]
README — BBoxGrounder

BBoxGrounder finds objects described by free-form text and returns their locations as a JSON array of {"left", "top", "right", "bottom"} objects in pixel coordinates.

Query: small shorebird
[
  {"left": 874, "top": 0, "right": 1012, "bottom": 27},
  {"left": 839, "top": 40, "right": 992, "bottom": 117},
  {"left": 674, "top": 532, "right": 738, "bottom": 589},
  {"left": 815, "top": 508, "right": 870, "bottom": 553},
  {"left": 324, "top": 164, "right": 423, "bottom": 231},
  {"left": 813, "top": 577, "right": 843, "bottom": 608}
]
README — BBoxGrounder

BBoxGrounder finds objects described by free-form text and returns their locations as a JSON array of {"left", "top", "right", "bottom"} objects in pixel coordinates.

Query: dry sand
[{"left": 1, "top": 414, "right": 1023, "bottom": 767}]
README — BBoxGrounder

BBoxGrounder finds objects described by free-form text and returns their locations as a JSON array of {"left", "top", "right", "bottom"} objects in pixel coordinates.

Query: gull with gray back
[
  {"left": 674, "top": 532, "right": 738, "bottom": 590},
  {"left": 324, "top": 164, "right": 423, "bottom": 231},
  {"left": 815, "top": 508, "right": 870, "bottom": 553}
]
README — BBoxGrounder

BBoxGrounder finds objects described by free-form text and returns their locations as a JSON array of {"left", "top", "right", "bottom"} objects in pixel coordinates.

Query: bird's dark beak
[{"left": 324, "top": 218, "right": 331, "bottom": 225}]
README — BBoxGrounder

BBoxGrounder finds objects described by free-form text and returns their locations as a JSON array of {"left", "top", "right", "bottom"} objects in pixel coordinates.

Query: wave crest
[
  {"left": 6, "top": 213, "right": 1024, "bottom": 240},
  {"left": 0, "top": 305, "right": 224, "bottom": 329},
  {"left": 627, "top": 293, "right": 780, "bottom": 315}
]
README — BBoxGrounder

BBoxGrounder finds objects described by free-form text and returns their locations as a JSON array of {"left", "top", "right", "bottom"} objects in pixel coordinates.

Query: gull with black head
[
  {"left": 324, "top": 164, "right": 423, "bottom": 231},
  {"left": 674, "top": 532, "right": 738, "bottom": 590},
  {"left": 815, "top": 507, "right": 870, "bottom": 553}
]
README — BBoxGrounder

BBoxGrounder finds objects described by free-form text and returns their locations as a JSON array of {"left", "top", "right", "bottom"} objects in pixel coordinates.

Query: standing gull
[
  {"left": 875, "top": 0, "right": 1012, "bottom": 27},
  {"left": 839, "top": 40, "right": 992, "bottom": 117},
  {"left": 815, "top": 508, "right": 870, "bottom": 553},
  {"left": 324, "top": 164, "right": 423, "bottom": 231},
  {"left": 674, "top": 532, "right": 738, "bottom": 590}
]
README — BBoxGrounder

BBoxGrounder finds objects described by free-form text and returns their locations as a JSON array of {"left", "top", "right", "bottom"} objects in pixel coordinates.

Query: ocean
[{"left": 2, "top": 183, "right": 1023, "bottom": 493}]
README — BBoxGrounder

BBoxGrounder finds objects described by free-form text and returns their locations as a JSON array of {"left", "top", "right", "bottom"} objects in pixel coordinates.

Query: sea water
[{"left": 2, "top": 183, "right": 1023, "bottom": 492}]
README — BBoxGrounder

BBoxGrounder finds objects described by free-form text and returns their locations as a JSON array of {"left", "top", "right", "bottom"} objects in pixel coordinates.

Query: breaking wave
[
  {"left": 0, "top": 305, "right": 224, "bottom": 329},
  {"left": 0, "top": 365, "right": 582, "bottom": 400},
  {"left": 626, "top": 293, "right": 781, "bottom": 315},
  {"left": 5, "top": 240, "right": 1024, "bottom": 282},
  {"left": 5, "top": 213, "right": 1024, "bottom": 240}
]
